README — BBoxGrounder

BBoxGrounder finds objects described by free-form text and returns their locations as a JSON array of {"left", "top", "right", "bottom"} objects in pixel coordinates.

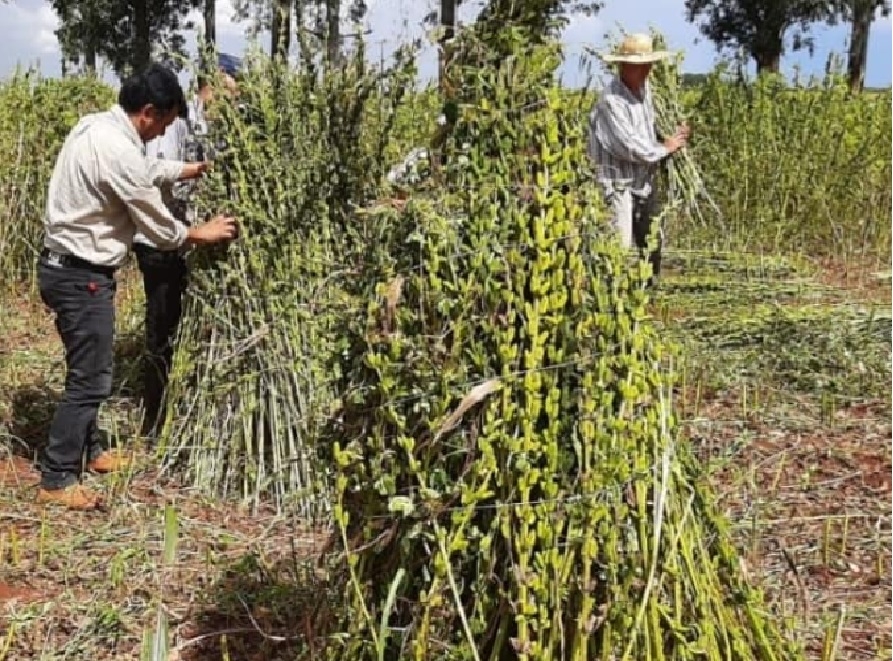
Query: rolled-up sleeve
[
  {"left": 106, "top": 148, "right": 188, "bottom": 250},
  {"left": 148, "top": 158, "right": 185, "bottom": 186},
  {"left": 594, "top": 97, "right": 668, "bottom": 165}
]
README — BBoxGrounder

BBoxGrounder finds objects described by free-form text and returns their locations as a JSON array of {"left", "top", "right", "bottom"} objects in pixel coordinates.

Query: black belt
[
  {"left": 40, "top": 248, "right": 117, "bottom": 278},
  {"left": 133, "top": 243, "right": 182, "bottom": 257}
]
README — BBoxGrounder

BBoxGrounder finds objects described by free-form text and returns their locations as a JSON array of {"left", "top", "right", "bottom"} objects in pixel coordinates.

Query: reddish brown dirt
[
  {"left": 688, "top": 393, "right": 892, "bottom": 661},
  {"left": 0, "top": 582, "right": 44, "bottom": 604},
  {"left": 814, "top": 257, "right": 891, "bottom": 304},
  {"left": 0, "top": 455, "right": 37, "bottom": 485},
  {"left": 0, "top": 455, "right": 38, "bottom": 486}
]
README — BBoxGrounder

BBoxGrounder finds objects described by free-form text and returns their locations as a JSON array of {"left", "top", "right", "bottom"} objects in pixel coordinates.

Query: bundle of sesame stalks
[
  {"left": 648, "top": 29, "right": 723, "bottom": 227},
  {"left": 155, "top": 49, "right": 417, "bottom": 514}
]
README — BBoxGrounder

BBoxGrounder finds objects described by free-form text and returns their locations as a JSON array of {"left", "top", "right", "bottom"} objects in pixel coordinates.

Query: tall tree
[
  {"left": 204, "top": 0, "right": 217, "bottom": 48},
  {"left": 325, "top": 0, "right": 341, "bottom": 64},
  {"left": 53, "top": 0, "right": 118, "bottom": 74},
  {"left": 842, "top": 0, "right": 890, "bottom": 91},
  {"left": 684, "top": 0, "right": 837, "bottom": 74},
  {"left": 231, "top": 0, "right": 367, "bottom": 63},
  {"left": 51, "top": 0, "right": 202, "bottom": 77},
  {"left": 271, "top": 0, "right": 292, "bottom": 62}
]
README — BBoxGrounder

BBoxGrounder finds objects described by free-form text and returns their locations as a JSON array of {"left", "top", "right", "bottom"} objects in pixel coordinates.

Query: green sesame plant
[
  {"left": 156, "top": 45, "right": 418, "bottom": 515},
  {"left": 0, "top": 70, "right": 114, "bottom": 288},
  {"left": 320, "top": 35, "right": 804, "bottom": 661},
  {"left": 685, "top": 66, "right": 892, "bottom": 261}
]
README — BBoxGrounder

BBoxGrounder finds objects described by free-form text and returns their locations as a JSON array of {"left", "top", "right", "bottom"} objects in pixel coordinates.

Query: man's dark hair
[{"left": 118, "top": 63, "right": 186, "bottom": 115}]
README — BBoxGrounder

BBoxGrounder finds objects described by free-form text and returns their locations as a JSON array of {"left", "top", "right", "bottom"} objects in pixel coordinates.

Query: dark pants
[
  {"left": 632, "top": 191, "right": 663, "bottom": 281},
  {"left": 134, "top": 244, "right": 188, "bottom": 437},
  {"left": 37, "top": 260, "right": 116, "bottom": 489}
]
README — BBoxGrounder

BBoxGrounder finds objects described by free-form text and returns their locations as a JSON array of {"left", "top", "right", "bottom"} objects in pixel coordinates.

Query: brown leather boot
[
  {"left": 86, "top": 449, "right": 132, "bottom": 474},
  {"left": 36, "top": 484, "right": 102, "bottom": 510}
]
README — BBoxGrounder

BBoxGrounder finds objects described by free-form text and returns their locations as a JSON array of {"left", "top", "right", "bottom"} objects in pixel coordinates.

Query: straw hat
[{"left": 599, "top": 33, "right": 674, "bottom": 64}]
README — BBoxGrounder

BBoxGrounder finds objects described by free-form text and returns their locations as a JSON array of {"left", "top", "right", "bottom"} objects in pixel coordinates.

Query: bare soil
[{"left": 0, "top": 257, "right": 889, "bottom": 660}]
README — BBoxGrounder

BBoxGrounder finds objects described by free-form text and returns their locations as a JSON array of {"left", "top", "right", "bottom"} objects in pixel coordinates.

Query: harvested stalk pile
[
  {"left": 647, "top": 30, "right": 723, "bottom": 228},
  {"left": 318, "top": 37, "right": 804, "bottom": 660},
  {"left": 157, "top": 48, "right": 417, "bottom": 514}
]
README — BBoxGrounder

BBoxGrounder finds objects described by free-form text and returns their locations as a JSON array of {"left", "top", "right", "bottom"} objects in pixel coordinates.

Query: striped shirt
[
  {"left": 43, "top": 105, "right": 188, "bottom": 268},
  {"left": 587, "top": 76, "right": 668, "bottom": 199}
]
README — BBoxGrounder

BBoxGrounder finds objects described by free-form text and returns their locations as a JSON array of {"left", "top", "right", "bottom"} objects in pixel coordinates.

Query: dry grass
[
  {"left": 0, "top": 265, "right": 329, "bottom": 661},
  {"left": 660, "top": 253, "right": 891, "bottom": 661},
  {"left": 0, "top": 252, "right": 889, "bottom": 660}
]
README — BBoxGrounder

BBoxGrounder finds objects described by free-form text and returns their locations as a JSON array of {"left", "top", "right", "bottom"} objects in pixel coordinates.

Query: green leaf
[{"left": 387, "top": 496, "right": 415, "bottom": 517}]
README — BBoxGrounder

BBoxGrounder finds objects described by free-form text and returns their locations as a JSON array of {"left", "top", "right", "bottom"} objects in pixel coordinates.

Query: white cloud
[
  {"left": 213, "top": 0, "right": 248, "bottom": 38},
  {"left": 0, "top": 1, "right": 61, "bottom": 70},
  {"left": 0, "top": 0, "right": 889, "bottom": 87},
  {"left": 32, "top": 5, "right": 61, "bottom": 55}
]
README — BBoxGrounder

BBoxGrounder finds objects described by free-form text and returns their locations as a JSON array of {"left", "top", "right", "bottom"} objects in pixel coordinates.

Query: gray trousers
[
  {"left": 607, "top": 188, "right": 663, "bottom": 279},
  {"left": 37, "top": 258, "right": 116, "bottom": 489}
]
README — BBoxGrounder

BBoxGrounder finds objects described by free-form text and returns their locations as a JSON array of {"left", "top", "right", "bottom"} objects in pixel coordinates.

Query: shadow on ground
[
  {"left": 5, "top": 384, "right": 59, "bottom": 463},
  {"left": 2, "top": 329, "right": 148, "bottom": 464},
  {"left": 178, "top": 552, "right": 337, "bottom": 661},
  {"left": 112, "top": 328, "right": 146, "bottom": 398}
]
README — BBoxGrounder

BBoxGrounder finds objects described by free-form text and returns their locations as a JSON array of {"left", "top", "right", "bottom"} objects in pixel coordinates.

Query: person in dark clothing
[
  {"left": 136, "top": 54, "right": 242, "bottom": 438},
  {"left": 37, "top": 63, "right": 239, "bottom": 510}
]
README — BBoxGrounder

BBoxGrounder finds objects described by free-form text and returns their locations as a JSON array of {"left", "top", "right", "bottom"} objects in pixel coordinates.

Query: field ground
[{"left": 0, "top": 249, "right": 889, "bottom": 660}]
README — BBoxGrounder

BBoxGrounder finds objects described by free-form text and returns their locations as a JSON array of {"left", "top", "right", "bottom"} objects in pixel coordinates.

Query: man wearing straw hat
[{"left": 588, "top": 33, "right": 689, "bottom": 282}]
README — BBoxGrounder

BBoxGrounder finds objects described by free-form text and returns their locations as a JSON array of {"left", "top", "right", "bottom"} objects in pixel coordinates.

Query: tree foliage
[
  {"left": 231, "top": 0, "right": 368, "bottom": 63},
  {"left": 51, "top": 0, "right": 202, "bottom": 77},
  {"left": 684, "top": 0, "right": 837, "bottom": 73}
]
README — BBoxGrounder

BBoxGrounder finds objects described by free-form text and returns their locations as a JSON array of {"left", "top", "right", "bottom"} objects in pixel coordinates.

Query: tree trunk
[
  {"left": 326, "top": 0, "right": 341, "bottom": 65},
  {"left": 271, "top": 0, "right": 292, "bottom": 63},
  {"left": 439, "top": 0, "right": 457, "bottom": 90},
  {"left": 196, "top": 0, "right": 215, "bottom": 79},
  {"left": 750, "top": 24, "right": 784, "bottom": 75},
  {"left": 754, "top": 49, "right": 781, "bottom": 74},
  {"left": 132, "top": 0, "right": 151, "bottom": 73},
  {"left": 84, "top": 46, "right": 97, "bottom": 74},
  {"left": 847, "top": 2, "right": 872, "bottom": 92},
  {"left": 204, "top": 0, "right": 216, "bottom": 47}
]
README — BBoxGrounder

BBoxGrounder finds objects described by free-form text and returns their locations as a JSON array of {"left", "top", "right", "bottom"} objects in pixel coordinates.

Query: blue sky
[{"left": 0, "top": 0, "right": 890, "bottom": 88}]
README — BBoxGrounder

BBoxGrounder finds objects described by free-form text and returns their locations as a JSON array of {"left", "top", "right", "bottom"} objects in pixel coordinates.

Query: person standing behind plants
[
  {"left": 135, "top": 54, "right": 242, "bottom": 439},
  {"left": 36, "top": 62, "right": 239, "bottom": 511},
  {"left": 588, "top": 32, "right": 690, "bottom": 282}
]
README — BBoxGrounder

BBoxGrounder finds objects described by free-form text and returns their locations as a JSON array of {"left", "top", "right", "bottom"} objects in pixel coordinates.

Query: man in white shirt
[
  {"left": 37, "top": 62, "right": 239, "bottom": 510},
  {"left": 134, "top": 54, "right": 241, "bottom": 438},
  {"left": 588, "top": 33, "right": 690, "bottom": 282}
]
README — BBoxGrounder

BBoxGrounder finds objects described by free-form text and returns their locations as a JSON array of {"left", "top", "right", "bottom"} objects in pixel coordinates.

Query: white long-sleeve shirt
[
  {"left": 43, "top": 105, "right": 188, "bottom": 268},
  {"left": 588, "top": 76, "right": 668, "bottom": 199}
]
